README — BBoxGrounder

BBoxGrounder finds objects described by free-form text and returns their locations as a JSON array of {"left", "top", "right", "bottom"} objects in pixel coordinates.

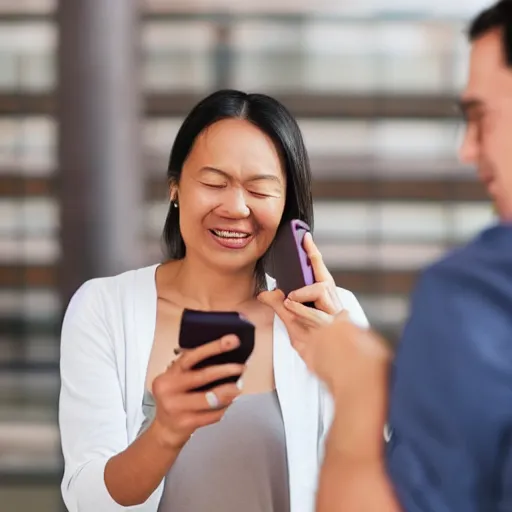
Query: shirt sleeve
[
  {"left": 386, "top": 261, "right": 512, "bottom": 512},
  {"left": 59, "top": 279, "right": 161, "bottom": 511}
]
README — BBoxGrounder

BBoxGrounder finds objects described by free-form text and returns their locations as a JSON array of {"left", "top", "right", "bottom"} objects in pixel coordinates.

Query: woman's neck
[{"left": 160, "top": 256, "right": 259, "bottom": 311}]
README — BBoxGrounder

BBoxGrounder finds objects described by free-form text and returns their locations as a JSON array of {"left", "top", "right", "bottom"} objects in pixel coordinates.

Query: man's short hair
[{"left": 468, "top": 0, "right": 512, "bottom": 65}]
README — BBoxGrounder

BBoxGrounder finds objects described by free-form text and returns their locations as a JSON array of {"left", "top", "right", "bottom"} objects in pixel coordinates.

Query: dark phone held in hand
[
  {"left": 268, "top": 219, "right": 316, "bottom": 308},
  {"left": 178, "top": 309, "right": 255, "bottom": 392}
]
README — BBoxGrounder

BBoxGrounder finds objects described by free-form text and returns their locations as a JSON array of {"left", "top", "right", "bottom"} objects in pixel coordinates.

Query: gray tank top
[{"left": 140, "top": 390, "right": 290, "bottom": 512}]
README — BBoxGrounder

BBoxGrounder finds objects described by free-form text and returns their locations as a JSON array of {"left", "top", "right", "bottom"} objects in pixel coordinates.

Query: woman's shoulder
[
  {"left": 334, "top": 286, "right": 369, "bottom": 328},
  {"left": 64, "top": 264, "right": 159, "bottom": 326}
]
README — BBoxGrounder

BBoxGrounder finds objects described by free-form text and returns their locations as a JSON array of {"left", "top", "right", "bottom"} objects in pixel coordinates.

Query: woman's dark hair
[{"left": 162, "top": 89, "right": 313, "bottom": 291}]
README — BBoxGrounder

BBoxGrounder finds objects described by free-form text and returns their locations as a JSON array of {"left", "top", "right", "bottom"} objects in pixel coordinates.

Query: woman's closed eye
[
  {"left": 249, "top": 190, "right": 279, "bottom": 199},
  {"left": 201, "top": 181, "right": 280, "bottom": 198},
  {"left": 201, "top": 182, "right": 226, "bottom": 189}
]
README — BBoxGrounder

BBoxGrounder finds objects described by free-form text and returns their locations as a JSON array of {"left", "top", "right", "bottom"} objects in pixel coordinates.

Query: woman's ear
[{"left": 169, "top": 181, "right": 178, "bottom": 203}]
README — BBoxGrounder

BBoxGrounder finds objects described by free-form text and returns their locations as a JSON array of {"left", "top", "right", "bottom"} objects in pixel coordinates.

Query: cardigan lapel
[
  {"left": 273, "top": 313, "right": 321, "bottom": 511},
  {"left": 129, "top": 264, "right": 160, "bottom": 439}
]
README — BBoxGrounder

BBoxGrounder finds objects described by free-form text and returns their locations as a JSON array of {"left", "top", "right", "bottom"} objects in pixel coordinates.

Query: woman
[{"left": 59, "top": 89, "right": 369, "bottom": 512}]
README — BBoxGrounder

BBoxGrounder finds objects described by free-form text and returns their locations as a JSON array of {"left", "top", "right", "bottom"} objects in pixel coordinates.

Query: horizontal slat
[
  {"left": 0, "top": 371, "right": 59, "bottom": 403},
  {"left": 0, "top": 176, "right": 54, "bottom": 196},
  {"left": 0, "top": 263, "right": 418, "bottom": 294},
  {"left": 0, "top": 174, "right": 485, "bottom": 201},
  {"left": 0, "top": 13, "right": 54, "bottom": 22},
  {"left": 0, "top": 93, "right": 54, "bottom": 115},
  {"left": 0, "top": 420, "right": 60, "bottom": 475},
  {"left": 0, "top": 265, "right": 55, "bottom": 287},
  {"left": 147, "top": 176, "right": 486, "bottom": 202},
  {"left": 332, "top": 270, "right": 419, "bottom": 295},
  {"left": 0, "top": 92, "right": 459, "bottom": 118},
  {"left": 0, "top": 319, "right": 57, "bottom": 337},
  {"left": 0, "top": 10, "right": 474, "bottom": 22},
  {"left": 0, "top": 361, "right": 58, "bottom": 372},
  {"left": 313, "top": 179, "right": 484, "bottom": 201},
  {"left": 146, "top": 92, "right": 459, "bottom": 119}
]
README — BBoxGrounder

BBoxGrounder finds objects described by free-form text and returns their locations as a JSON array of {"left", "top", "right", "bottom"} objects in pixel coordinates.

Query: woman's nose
[{"left": 219, "top": 188, "right": 250, "bottom": 218}]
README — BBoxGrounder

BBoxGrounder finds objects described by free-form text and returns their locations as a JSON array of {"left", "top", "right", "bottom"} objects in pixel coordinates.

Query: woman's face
[{"left": 173, "top": 118, "right": 287, "bottom": 274}]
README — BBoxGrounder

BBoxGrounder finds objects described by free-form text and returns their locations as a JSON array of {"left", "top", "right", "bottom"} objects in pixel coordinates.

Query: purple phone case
[
  {"left": 271, "top": 219, "right": 315, "bottom": 302},
  {"left": 178, "top": 309, "right": 255, "bottom": 391}
]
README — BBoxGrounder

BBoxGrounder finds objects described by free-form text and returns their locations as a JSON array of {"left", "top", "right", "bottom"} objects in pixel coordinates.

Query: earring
[{"left": 172, "top": 200, "right": 178, "bottom": 208}]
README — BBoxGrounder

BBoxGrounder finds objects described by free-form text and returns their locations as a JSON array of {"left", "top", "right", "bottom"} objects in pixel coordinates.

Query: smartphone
[
  {"left": 178, "top": 309, "right": 255, "bottom": 391},
  {"left": 270, "top": 219, "right": 315, "bottom": 307}
]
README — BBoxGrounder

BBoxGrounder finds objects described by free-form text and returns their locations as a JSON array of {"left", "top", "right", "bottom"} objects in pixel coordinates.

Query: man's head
[{"left": 460, "top": 1, "right": 512, "bottom": 220}]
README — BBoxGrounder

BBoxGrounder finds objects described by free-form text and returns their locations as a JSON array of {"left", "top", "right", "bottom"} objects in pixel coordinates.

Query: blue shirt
[{"left": 386, "top": 223, "right": 512, "bottom": 512}]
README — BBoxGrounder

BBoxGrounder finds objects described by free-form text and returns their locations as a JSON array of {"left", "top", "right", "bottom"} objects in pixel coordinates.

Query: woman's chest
[{"left": 145, "top": 300, "right": 276, "bottom": 394}]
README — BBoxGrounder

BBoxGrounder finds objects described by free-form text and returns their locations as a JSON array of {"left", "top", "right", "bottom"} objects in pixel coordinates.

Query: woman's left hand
[
  {"left": 258, "top": 232, "right": 342, "bottom": 338},
  {"left": 286, "top": 232, "right": 342, "bottom": 318}
]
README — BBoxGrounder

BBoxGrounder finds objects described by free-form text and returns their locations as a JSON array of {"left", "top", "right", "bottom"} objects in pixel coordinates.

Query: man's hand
[{"left": 304, "top": 313, "right": 391, "bottom": 404}]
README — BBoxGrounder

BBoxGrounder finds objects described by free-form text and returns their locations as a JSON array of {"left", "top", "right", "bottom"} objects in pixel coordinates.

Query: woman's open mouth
[{"left": 209, "top": 229, "right": 253, "bottom": 249}]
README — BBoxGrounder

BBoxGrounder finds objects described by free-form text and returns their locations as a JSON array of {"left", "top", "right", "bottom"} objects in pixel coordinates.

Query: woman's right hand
[{"left": 150, "top": 334, "right": 244, "bottom": 450}]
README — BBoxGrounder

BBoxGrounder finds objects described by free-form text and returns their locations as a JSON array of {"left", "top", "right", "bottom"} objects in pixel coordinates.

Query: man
[{"left": 260, "top": 1, "right": 512, "bottom": 510}]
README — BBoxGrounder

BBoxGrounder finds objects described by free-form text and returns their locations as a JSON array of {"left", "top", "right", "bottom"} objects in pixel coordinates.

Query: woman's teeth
[{"left": 211, "top": 229, "right": 250, "bottom": 239}]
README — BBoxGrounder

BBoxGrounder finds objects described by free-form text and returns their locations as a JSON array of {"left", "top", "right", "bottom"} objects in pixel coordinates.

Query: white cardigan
[{"left": 59, "top": 264, "right": 369, "bottom": 512}]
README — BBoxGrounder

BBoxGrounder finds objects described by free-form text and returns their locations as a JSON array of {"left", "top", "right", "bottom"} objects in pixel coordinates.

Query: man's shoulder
[
  {"left": 421, "top": 223, "right": 512, "bottom": 291},
  {"left": 399, "top": 223, "right": 512, "bottom": 360}
]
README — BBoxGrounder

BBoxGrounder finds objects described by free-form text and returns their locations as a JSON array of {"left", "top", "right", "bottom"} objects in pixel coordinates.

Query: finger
[
  {"left": 303, "top": 233, "right": 332, "bottom": 283},
  {"left": 287, "top": 282, "right": 338, "bottom": 314},
  {"left": 257, "top": 290, "right": 295, "bottom": 324},
  {"left": 287, "top": 283, "right": 324, "bottom": 303},
  {"left": 187, "top": 408, "right": 229, "bottom": 430},
  {"left": 334, "top": 309, "right": 351, "bottom": 322},
  {"left": 175, "top": 382, "right": 242, "bottom": 412},
  {"left": 257, "top": 289, "right": 286, "bottom": 312},
  {"left": 181, "top": 363, "right": 245, "bottom": 392},
  {"left": 284, "top": 298, "right": 332, "bottom": 327},
  {"left": 178, "top": 335, "right": 240, "bottom": 371}
]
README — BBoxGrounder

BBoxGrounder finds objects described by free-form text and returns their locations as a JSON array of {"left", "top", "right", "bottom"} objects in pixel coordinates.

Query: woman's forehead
[{"left": 185, "top": 119, "right": 285, "bottom": 178}]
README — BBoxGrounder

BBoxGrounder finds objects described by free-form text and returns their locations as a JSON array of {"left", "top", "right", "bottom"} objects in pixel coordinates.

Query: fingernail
[
  {"left": 284, "top": 298, "right": 291, "bottom": 306},
  {"left": 222, "top": 335, "right": 239, "bottom": 348},
  {"left": 236, "top": 377, "right": 244, "bottom": 390}
]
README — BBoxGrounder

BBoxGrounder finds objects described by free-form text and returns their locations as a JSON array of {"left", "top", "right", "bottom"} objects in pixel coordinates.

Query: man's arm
[
  {"left": 315, "top": 236, "right": 512, "bottom": 512},
  {"left": 317, "top": 412, "right": 401, "bottom": 512}
]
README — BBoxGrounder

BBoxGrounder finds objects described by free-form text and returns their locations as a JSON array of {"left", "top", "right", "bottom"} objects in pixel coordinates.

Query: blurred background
[{"left": 0, "top": 0, "right": 494, "bottom": 510}]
